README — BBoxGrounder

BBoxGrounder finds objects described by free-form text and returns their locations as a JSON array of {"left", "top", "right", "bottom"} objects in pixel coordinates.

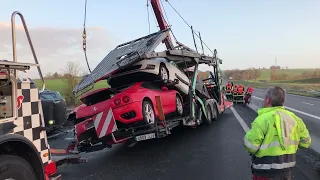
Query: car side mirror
[{"left": 161, "top": 86, "right": 168, "bottom": 91}]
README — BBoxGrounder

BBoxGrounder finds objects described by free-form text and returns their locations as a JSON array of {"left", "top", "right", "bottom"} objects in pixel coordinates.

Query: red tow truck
[{"left": 0, "top": 11, "right": 85, "bottom": 180}]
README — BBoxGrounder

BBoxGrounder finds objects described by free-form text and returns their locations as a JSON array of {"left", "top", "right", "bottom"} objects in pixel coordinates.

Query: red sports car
[{"left": 74, "top": 82, "right": 184, "bottom": 142}]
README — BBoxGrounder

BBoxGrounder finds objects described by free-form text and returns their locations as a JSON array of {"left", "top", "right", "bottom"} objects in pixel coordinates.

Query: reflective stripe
[
  {"left": 244, "top": 138, "right": 260, "bottom": 150},
  {"left": 252, "top": 153, "right": 296, "bottom": 171},
  {"left": 260, "top": 140, "right": 299, "bottom": 150},
  {"left": 300, "top": 137, "right": 311, "bottom": 143},
  {"left": 252, "top": 161, "right": 296, "bottom": 170},
  {"left": 244, "top": 138, "right": 299, "bottom": 151}
]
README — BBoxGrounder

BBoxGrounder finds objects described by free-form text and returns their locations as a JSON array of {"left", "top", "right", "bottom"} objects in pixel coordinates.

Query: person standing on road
[{"left": 243, "top": 86, "right": 311, "bottom": 180}]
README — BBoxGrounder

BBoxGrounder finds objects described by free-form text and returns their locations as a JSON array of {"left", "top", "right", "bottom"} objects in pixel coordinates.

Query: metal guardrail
[{"left": 228, "top": 79, "right": 320, "bottom": 98}]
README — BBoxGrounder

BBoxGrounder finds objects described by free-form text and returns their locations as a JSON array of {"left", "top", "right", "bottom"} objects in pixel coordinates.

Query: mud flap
[{"left": 93, "top": 108, "right": 118, "bottom": 138}]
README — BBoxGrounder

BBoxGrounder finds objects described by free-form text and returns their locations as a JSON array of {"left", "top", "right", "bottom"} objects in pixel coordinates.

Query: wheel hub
[
  {"left": 160, "top": 67, "right": 168, "bottom": 80},
  {"left": 145, "top": 104, "right": 155, "bottom": 124}
]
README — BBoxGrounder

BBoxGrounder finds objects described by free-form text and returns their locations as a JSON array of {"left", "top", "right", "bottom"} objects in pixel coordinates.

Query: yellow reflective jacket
[{"left": 244, "top": 106, "right": 311, "bottom": 174}]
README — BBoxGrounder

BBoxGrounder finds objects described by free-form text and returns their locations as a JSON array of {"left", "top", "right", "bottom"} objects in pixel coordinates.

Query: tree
[
  {"left": 62, "top": 61, "right": 82, "bottom": 105},
  {"left": 45, "top": 72, "right": 52, "bottom": 78},
  {"left": 53, "top": 72, "right": 60, "bottom": 78}
]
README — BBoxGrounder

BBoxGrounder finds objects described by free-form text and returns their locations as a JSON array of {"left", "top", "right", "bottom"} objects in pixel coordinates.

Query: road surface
[
  {"left": 249, "top": 88, "right": 320, "bottom": 155},
  {"left": 49, "top": 106, "right": 320, "bottom": 180}
]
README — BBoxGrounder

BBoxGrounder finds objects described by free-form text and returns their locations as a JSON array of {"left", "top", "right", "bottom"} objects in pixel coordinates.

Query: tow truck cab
[{"left": 0, "top": 11, "right": 60, "bottom": 180}]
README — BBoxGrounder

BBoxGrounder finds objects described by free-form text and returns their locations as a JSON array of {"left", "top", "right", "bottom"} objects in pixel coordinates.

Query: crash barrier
[{"left": 231, "top": 81, "right": 320, "bottom": 98}]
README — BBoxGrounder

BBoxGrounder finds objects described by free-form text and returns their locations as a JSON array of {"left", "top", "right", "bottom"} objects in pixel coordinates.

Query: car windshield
[
  {"left": 40, "top": 92, "right": 62, "bottom": 100},
  {"left": 81, "top": 89, "right": 115, "bottom": 106}
]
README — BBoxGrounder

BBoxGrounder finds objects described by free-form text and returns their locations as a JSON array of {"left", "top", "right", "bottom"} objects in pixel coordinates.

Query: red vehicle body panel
[{"left": 74, "top": 82, "right": 180, "bottom": 138}]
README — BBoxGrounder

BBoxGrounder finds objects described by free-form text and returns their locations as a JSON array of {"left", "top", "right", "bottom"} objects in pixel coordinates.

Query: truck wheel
[
  {"left": 212, "top": 104, "right": 218, "bottom": 121},
  {"left": 175, "top": 95, "right": 183, "bottom": 116},
  {"left": 203, "top": 104, "right": 212, "bottom": 125},
  {"left": 0, "top": 155, "right": 37, "bottom": 180},
  {"left": 142, "top": 100, "right": 155, "bottom": 125}
]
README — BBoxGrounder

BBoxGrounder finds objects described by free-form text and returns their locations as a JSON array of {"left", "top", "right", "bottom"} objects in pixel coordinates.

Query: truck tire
[
  {"left": 0, "top": 155, "right": 37, "bottom": 180},
  {"left": 212, "top": 104, "right": 218, "bottom": 121},
  {"left": 203, "top": 104, "right": 212, "bottom": 125}
]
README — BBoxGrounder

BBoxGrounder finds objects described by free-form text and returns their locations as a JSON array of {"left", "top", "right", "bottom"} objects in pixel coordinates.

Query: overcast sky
[{"left": 0, "top": 0, "right": 319, "bottom": 78}]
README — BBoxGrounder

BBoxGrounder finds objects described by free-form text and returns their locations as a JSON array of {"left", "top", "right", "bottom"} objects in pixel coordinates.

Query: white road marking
[
  {"left": 252, "top": 96, "right": 320, "bottom": 121},
  {"left": 302, "top": 102, "right": 314, "bottom": 106},
  {"left": 230, "top": 106, "right": 250, "bottom": 133},
  {"left": 47, "top": 128, "right": 74, "bottom": 139}
]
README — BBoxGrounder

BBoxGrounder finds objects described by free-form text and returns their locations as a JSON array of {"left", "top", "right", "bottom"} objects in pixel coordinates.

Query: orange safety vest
[
  {"left": 238, "top": 86, "right": 244, "bottom": 94},
  {"left": 233, "top": 86, "right": 238, "bottom": 93}
]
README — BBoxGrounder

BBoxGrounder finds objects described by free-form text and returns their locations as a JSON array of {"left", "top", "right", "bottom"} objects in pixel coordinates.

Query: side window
[
  {"left": 0, "top": 79, "right": 13, "bottom": 119},
  {"left": 141, "top": 82, "right": 161, "bottom": 90}
]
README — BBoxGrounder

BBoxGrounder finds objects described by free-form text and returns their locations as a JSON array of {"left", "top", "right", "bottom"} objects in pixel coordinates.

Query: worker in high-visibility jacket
[{"left": 244, "top": 86, "right": 311, "bottom": 180}]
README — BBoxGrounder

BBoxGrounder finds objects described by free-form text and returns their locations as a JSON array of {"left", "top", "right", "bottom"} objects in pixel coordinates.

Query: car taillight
[
  {"left": 122, "top": 96, "right": 130, "bottom": 103},
  {"left": 114, "top": 98, "right": 121, "bottom": 106}
]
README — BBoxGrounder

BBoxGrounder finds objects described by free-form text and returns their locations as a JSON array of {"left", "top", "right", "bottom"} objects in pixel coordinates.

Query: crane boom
[{"left": 150, "top": 0, "right": 174, "bottom": 50}]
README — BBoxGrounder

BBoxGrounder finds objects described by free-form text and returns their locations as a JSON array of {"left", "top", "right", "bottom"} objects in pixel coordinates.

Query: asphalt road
[
  {"left": 248, "top": 88, "right": 320, "bottom": 155},
  {"left": 49, "top": 106, "right": 320, "bottom": 180}
]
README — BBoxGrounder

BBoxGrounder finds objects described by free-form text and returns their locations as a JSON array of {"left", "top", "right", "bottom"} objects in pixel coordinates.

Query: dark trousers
[{"left": 252, "top": 171, "right": 292, "bottom": 180}]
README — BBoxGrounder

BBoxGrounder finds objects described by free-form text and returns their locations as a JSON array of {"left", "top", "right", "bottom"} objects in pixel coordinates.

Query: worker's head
[{"left": 263, "top": 86, "right": 286, "bottom": 107}]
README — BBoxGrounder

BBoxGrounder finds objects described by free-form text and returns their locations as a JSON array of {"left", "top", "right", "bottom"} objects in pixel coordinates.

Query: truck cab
[{"left": 0, "top": 11, "right": 60, "bottom": 180}]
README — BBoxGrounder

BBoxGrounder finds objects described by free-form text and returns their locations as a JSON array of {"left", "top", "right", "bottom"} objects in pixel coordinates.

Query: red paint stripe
[
  {"left": 96, "top": 112, "right": 108, "bottom": 136},
  {"left": 106, "top": 115, "right": 115, "bottom": 135},
  {"left": 94, "top": 114, "right": 103, "bottom": 136}
]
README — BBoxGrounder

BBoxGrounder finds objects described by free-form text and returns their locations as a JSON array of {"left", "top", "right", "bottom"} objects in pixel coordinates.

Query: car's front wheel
[{"left": 142, "top": 100, "right": 155, "bottom": 125}]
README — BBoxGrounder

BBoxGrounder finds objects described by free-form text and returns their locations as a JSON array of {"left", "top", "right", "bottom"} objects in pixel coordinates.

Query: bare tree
[
  {"left": 62, "top": 61, "right": 82, "bottom": 105},
  {"left": 45, "top": 72, "right": 52, "bottom": 79}
]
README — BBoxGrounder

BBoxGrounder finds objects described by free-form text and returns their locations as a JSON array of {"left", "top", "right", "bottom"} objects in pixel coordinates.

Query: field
[
  {"left": 255, "top": 69, "right": 315, "bottom": 80},
  {"left": 34, "top": 79, "right": 109, "bottom": 97},
  {"left": 223, "top": 69, "right": 320, "bottom": 97}
]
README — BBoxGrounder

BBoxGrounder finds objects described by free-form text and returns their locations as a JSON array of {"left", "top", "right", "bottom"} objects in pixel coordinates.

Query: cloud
[{"left": 0, "top": 22, "right": 118, "bottom": 78}]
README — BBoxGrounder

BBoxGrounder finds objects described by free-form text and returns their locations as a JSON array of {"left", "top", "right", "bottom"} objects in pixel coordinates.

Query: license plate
[{"left": 135, "top": 133, "right": 156, "bottom": 142}]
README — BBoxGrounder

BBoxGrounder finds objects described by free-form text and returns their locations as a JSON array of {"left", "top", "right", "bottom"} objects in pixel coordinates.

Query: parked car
[
  {"left": 39, "top": 90, "right": 67, "bottom": 132},
  {"left": 107, "top": 58, "right": 190, "bottom": 95}
]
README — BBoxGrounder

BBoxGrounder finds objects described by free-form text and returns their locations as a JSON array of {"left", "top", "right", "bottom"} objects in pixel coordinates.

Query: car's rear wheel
[
  {"left": 175, "top": 95, "right": 183, "bottom": 116},
  {"left": 159, "top": 64, "right": 169, "bottom": 81},
  {"left": 142, "top": 100, "right": 155, "bottom": 125}
]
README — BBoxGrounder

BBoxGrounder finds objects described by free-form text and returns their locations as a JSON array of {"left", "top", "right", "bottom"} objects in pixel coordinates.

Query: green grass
[
  {"left": 34, "top": 78, "right": 109, "bottom": 97},
  {"left": 278, "top": 77, "right": 320, "bottom": 84},
  {"left": 257, "top": 69, "right": 314, "bottom": 80}
]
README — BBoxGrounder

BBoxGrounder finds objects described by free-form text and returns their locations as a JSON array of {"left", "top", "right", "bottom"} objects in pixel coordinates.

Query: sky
[{"left": 0, "top": 0, "right": 319, "bottom": 78}]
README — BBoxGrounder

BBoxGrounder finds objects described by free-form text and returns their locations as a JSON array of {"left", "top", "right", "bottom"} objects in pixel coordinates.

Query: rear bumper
[{"left": 113, "top": 101, "right": 143, "bottom": 124}]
